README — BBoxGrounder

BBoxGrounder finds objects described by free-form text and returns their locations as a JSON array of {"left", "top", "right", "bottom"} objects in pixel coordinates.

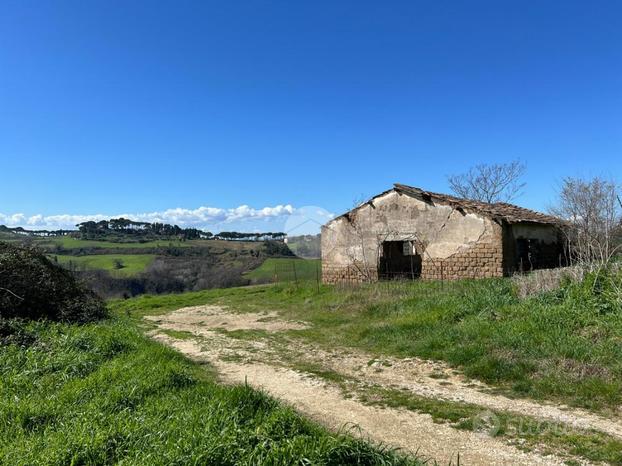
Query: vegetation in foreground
[
  {"left": 0, "top": 242, "right": 106, "bottom": 323},
  {"left": 112, "top": 268, "right": 622, "bottom": 413},
  {"left": 0, "top": 242, "right": 420, "bottom": 465},
  {"left": 0, "top": 318, "right": 421, "bottom": 465}
]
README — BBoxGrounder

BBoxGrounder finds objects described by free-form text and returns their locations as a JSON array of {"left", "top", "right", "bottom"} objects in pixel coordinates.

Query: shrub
[{"left": 0, "top": 242, "right": 107, "bottom": 323}]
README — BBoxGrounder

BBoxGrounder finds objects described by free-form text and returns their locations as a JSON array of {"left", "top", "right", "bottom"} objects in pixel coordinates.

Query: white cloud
[{"left": 0, "top": 204, "right": 297, "bottom": 231}]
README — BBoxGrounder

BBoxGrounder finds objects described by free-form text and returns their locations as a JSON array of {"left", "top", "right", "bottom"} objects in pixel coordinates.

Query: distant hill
[
  {"left": 286, "top": 234, "right": 320, "bottom": 258},
  {"left": 2, "top": 233, "right": 295, "bottom": 299}
]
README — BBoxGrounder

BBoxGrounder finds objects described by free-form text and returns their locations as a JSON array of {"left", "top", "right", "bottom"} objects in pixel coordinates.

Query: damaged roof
[{"left": 330, "top": 183, "right": 563, "bottom": 226}]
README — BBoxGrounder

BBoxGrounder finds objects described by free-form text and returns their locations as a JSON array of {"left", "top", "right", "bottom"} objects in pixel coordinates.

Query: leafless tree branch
[
  {"left": 0, "top": 286, "right": 24, "bottom": 301},
  {"left": 447, "top": 160, "right": 526, "bottom": 203},
  {"left": 550, "top": 176, "right": 621, "bottom": 266}
]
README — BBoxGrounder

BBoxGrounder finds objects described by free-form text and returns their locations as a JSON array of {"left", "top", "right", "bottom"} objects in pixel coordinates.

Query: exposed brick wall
[
  {"left": 322, "top": 264, "right": 377, "bottom": 284},
  {"left": 420, "top": 222, "right": 504, "bottom": 279},
  {"left": 322, "top": 242, "right": 504, "bottom": 283},
  {"left": 420, "top": 241, "right": 504, "bottom": 279}
]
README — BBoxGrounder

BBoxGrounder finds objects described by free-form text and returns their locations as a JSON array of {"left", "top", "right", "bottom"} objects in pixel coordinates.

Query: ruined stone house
[{"left": 321, "top": 184, "right": 565, "bottom": 283}]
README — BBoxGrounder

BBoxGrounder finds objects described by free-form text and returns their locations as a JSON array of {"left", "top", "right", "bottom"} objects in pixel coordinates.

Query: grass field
[
  {"left": 34, "top": 236, "right": 278, "bottom": 252},
  {"left": 0, "top": 318, "right": 420, "bottom": 465},
  {"left": 35, "top": 237, "right": 204, "bottom": 249},
  {"left": 112, "top": 269, "right": 622, "bottom": 414},
  {"left": 244, "top": 258, "right": 321, "bottom": 283},
  {"left": 52, "top": 254, "right": 156, "bottom": 277}
]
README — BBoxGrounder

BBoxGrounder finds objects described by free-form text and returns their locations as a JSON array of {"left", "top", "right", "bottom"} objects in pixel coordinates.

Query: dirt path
[{"left": 146, "top": 305, "right": 622, "bottom": 465}]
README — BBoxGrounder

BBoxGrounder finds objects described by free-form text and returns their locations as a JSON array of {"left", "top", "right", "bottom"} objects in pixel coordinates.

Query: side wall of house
[{"left": 321, "top": 191, "right": 504, "bottom": 284}]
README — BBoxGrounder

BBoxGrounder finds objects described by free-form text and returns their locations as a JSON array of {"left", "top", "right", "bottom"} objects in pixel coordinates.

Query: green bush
[{"left": 0, "top": 242, "right": 107, "bottom": 323}]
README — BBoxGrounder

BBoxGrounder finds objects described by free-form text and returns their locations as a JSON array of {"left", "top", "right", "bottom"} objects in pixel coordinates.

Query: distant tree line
[
  {"left": 214, "top": 231, "right": 286, "bottom": 241},
  {"left": 1, "top": 219, "right": 288, "bottom": 244},
  {"left": 0, "top": 225, "right": 73, "bottom": 237},
  {"left": 75, "top": 218, "right": 286, "bottom": 242},
  {"left": 76, "top": 218, "right": 209, "bottom": 240}
]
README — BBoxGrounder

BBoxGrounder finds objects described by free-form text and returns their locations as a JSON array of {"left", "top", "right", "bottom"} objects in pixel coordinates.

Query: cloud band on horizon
[{"left": 0, "top": 204, "right": 301, "bottom": 231}]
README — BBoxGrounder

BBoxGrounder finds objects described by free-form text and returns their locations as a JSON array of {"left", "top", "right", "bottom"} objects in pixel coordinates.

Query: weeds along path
[
  {"left": 149, "top": 333, "right": 565, "bottom": 466},
  {"left": 145, "top": 305, "right": 620, "bottom": 465}
]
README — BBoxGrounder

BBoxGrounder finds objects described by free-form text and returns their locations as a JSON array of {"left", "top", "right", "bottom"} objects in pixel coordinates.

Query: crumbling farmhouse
[{"left": 321, "top": 184, "right": 565, "bottom": 284}]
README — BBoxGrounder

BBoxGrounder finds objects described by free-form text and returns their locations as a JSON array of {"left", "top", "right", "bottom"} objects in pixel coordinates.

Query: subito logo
[{"left": 472, "top": 410, "right": 501, "bottom": 436}]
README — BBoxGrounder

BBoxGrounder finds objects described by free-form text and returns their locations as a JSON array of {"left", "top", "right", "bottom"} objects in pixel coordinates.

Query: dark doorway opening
[
  {"left": 516, "top": 238, "right": 535, "bottom": 272},
  {"left": 378, "top": 241, "right": 422, "bottom": 280}
]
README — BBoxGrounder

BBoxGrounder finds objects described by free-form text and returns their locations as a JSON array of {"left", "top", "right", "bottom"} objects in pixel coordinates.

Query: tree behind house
[
  {"left": 551, "top": 176, "right": 621, "bottom": 264},
  {"left": 447, "top": 160, "right": 526, "bottom": 203}
]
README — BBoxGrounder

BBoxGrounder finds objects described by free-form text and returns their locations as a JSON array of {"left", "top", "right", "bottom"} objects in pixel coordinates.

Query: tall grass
[{"left": 0, "top": 318, "right": 421, "bottom": 465}]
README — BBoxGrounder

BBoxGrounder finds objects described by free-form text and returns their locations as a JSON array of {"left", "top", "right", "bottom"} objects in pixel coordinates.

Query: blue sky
[{"left": 1, "top": 1, "right": 620, "bottom": 233}]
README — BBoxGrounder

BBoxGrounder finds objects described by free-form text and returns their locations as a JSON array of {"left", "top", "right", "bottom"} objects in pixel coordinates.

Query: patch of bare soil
[
  {"left": 152, "top": 333, "right": 567, "bottom": 466},
  {"left": 145, "top": 305, "right": 307, "bottom": 332},
  {"left": 147, "top": 304, "right": 620, "bottom": 465}
]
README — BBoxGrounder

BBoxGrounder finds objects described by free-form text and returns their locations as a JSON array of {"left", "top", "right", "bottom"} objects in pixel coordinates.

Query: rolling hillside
[
  {"left": 5, "top": 235, "right": 295, "bottom": 298},
  {"left": 244, "top": 258, "right": 321, "bottom": 283}
]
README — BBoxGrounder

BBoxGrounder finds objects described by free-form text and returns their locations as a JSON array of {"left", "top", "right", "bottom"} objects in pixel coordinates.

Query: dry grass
[{"left": 511, "top": 266, "right": 586, "bottom": 298}]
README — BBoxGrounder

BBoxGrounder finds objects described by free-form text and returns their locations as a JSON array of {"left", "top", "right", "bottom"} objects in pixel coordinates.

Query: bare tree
[
  {"left": 550, "top": 176, "right": 621, "bottom": 265},
  {"left": 447, "top": 160, "right": 526, "bottom": 203}
]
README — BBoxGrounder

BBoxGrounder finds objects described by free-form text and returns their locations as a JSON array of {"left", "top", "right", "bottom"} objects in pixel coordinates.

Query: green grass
[
  {"left": 35, "top": 236, "right": 204, "bottom": 249},
  {"left": 244, "top": 258, "right": 321, "bottom": 283},
  {"left": 0, "top": 232, "right": 19, "bottom": 240},
  {"left": 158, "top": 328, "right": 196, "bottom": 340},
  {"left": 51, "top": 254, "right": 156, "bottom": 276},
  {"left": 34, "top": 237, "right": 271, "bottom": 252},
  {"left": 112, "top": 270, "right": 622, "bottom": 413},
  {"left": 0, "top": 317, "right": 421, "bottom": 465}
]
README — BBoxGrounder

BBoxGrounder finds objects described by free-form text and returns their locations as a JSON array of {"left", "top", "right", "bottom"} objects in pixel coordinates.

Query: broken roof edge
[
  {"left": 322, "top": 188, "right": 396, "bottom": 228},
  {"left": 393, "top": 183, "right": 563, "bottom": 225},
  {"left": 323, "top": 183, "right": 564, "bottom": 227}
]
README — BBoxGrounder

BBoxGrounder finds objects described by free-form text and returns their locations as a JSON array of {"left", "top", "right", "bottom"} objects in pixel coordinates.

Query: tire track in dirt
[
  {"left": 146, "top": 305, "right": 621, "bottom": 465},
  {"left": 151, "top": 333, "right": 569, "bottom": 466}
]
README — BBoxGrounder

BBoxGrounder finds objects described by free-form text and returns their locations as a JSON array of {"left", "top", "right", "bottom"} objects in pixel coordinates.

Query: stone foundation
[{"left": 322, "top": 264, "right": 378, "bottom": 284}]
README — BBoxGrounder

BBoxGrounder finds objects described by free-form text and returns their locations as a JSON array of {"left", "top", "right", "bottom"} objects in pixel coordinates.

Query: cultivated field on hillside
[
  {"left": 52, "top": 254, "right": 156, "bottom": 277},
  {"left": 244, "top": 258, "right": 321, "bottom": 283}
]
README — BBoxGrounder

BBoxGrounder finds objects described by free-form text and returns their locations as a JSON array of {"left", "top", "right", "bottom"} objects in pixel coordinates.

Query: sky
[{"left": 1, "top": 1, "right": 620, "bottom": 234}]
